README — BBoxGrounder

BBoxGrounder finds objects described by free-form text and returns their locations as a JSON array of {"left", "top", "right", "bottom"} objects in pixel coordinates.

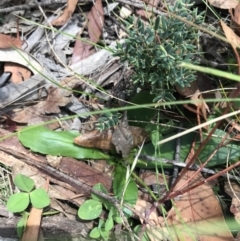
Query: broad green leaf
[
  {"left": 113, "top": 165, "right": 138, "bottom": 205},
  {"left": 18, "top": 126, "right": 110, "bottom": 160},
  {"left": 7, "top": 193, "right": 29, "bottom": 213},
  {"left": 105, "top": 217, "right": 114, "bottom": 231},
  {"left": 89, "top": 227, "right": 101, "bottom": 239},
  {"left": 14, "top": 174, "right": 34, "bottom": 192},
  {"left": 141, "top": 129, "right": 240, "bottom": 167},
  {"left": 78, "top": 199, "right": 102, "bottom": 220},
  {"left": 30, "top": 188, "right": 50, "bottom": 209}
]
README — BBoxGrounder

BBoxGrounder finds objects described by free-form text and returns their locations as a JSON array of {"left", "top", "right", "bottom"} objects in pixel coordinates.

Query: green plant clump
[{"left": 114, "top": 0, "right": 204, "bottom": 103}]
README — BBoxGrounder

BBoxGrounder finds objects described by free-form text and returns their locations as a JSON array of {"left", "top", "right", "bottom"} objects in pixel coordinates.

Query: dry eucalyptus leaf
[
  {"left": 51, "top": 0, "right": 78, "bottom": 26},
  {"left": 0, "top": 33, "right": 22, "bottom": 48},
  {"left": 74, "top": 129, "right": 115, "bottom": 151},
  {"left": 225, "top": 181, "right": 240, "bottom": 225},
  {"left": 135, "top": 199, "right": 170, "bottom": 241},
  {"left": 74, "top": 126, "right": 149, "bottom": 155},
  {"left": 111, "top": 123, "right": 133, "bottom": 158},
  {"left": 166, "top": 169, "right": 234, "bottom": 240},
  {"left": 230, "top": 3, "right": 240, "bottom": 36},
  {"left": 208, "top": 0, "right": 239, "bottom": 9}
]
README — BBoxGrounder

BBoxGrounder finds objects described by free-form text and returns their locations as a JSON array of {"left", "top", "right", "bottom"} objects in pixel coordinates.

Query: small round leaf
[
  {"left": 105, "top": 217, "right": 114, "bottom": 231},
  {"left": 7, "top": 193, "right": 29, "bottom": 213},
  {"left": 78, "top": 199, "right": 102, "bottom": 220},
  {"left": 14, "top": 174, "right": 34, "bottom": 192},
  {"left": 89, "top": 227, "right": 100, "bottom": 239},
  {"left": 30, "top": 188, "right": 50, "bottom": 209}
]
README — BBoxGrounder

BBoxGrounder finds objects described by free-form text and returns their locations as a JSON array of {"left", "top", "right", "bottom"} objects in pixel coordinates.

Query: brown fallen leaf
[
  {"left": 230, "top": 3, "right": 240, "bottom": 36},
  {"left": 70, "top": 0, "right": 104, "bottom": 64},
  {"left": 0, "top": 33, "right": 22, "bottom": 49},
  {"left": 135, "top": 199, "right": 170, "bottom": 241},
  {"left": 51, "top": 0, "right": 78, "bottom": 26},
  {"left": 74, "top": 126, "right": 149, "bottom": 152},
  {"left": 208, "top": 0, "right": 239, "bottom": 9},
  {"left": 166, "top": 171, "right": 234, "bottom": 240},
  {"left": 12, "top": 84, "right": 72, "bottom": 124},
  {"left": 225, "top": 181, "right": 240, "bottom": 225},
  {"left": 221, "top": 20, "right": 240, "bottom": 74}
]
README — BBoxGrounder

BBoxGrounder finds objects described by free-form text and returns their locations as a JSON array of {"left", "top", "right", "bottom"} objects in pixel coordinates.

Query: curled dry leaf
[
  {"left": 71, "top": 0, "right": 104, "bottom": 63},
  {"left": 51, "top": 0, "right": 78, "bottom": 26},
  {"left": 0, "top": 33, "right": 22, "bottom": 49},
  {"left": 74, "top": 126, "right": 149, "bottom": 152},
  {"left": 221, "top": 20, "right": 240, "bottom": 72},
  {"left": 208, "top": 0, "right": 239, "bottom": 9}
]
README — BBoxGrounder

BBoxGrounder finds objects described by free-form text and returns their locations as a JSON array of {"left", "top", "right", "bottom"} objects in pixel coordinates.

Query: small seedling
[
  {"left": 78, "top": 165, "right": 138, "bottom": 240},
  {"left": 6, "top": 174, "right": 50, "bottom": 238}
]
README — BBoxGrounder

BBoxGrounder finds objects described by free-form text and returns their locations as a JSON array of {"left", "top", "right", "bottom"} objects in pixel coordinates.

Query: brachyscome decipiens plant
[
  {"left": 113, "top": 0, "right": 204, "bottom": 104},
  {"left": 6, "top": 174, "right": 50, "bottom": 238}
]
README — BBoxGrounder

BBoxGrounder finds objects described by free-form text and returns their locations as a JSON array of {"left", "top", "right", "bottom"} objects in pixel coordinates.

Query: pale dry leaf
[
  {"left": 230, "top": 3, "right": 240, "bottom": 36},
  {"left": 4, "top": 62, "right": 31, "bottom": 83},
  {"left": 120, "top": 6, "right": 132, "bottom": 19},
  {"left": 71, "top": 0, "right": 104, "bottom": 63},
  {"left": 0, "top": 33, "right": 22, "bottom": 49},
  {"left": 221, "top": 19, "right": 240, "bottom": 49},
  {"left": 166, "top": 170, "right": 234, "bottom": 241},
  {"left": 225, "top": 181, "right": 240, "bottom": 224},
  {"left": 221, "top": 19, "right": 240, "bottom": 72},
  {"left": 135, "top": 199, "right": 170, "bottom": 241},
  {"left": 136, "top": 0, "right": 160, "bottom": 19},
  {"left": 208, "top": 0, "right": 239, "bottom": 9},
  {"left": 88, "top": 0, "right": 104, "bottom": 44},
  {"left": 51, "top": 0, "right": 78, "bottom": 26}
]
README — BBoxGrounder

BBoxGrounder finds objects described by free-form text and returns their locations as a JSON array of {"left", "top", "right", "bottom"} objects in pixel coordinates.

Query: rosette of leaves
[{"left": 113, "top": 0, "right": 204, "bottom": 104}]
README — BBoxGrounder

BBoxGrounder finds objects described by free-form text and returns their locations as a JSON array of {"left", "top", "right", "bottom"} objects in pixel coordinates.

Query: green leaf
[
  {"left": 141, "top": 129, "right": 240, "bottom": 167},
  {"left": 112, "top": 208, "right": 122, "bottom": 223},
  {"left": 7, "top": 193, "right": 29, "bottom": 213},
  {"left": 154, "top": 16, "right": 160, "bottom": 31},
  {"left": 113, "top": 165, "right": 138, "bottom": 205},
  {"left": 91, "top": 184, "right": 114, "bottom": 211},
  {"left": 78, "top": 199, "right": 102, "bottom": 220},
  {"left": 14, "top": 174, "right": 34, "bottom": 192},
  {"left": 30, "top": 188, "right": 50, "bottom": 209},
  {"left": 100, "top": 228, "right": 110, "bottom": 241},
  {"left": 105, "top": 217, "right": 114, "bottom": 231},
  {"left": 18, "top": 126, "right": 110, "bottom": 160},
  {"left": 89, "top": 227, "right": 101, "bottom": 239},
  {"left": 17, "top": 213, "right": 28, "bottom": 238},
  {"left": 91, "top": 183, "right": 108, "bottom": 201}
]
